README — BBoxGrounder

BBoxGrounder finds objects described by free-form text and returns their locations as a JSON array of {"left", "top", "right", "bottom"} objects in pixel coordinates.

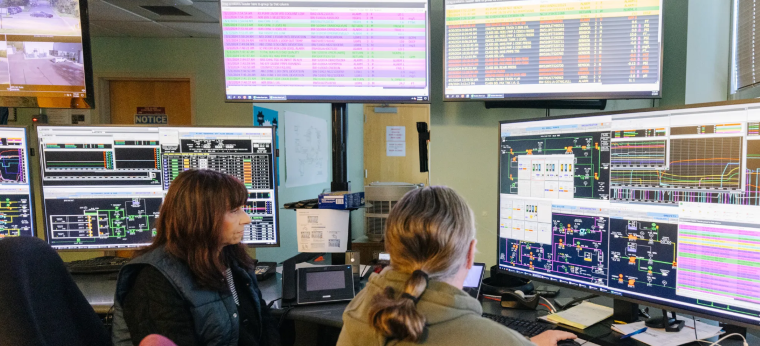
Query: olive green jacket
[{"left": 337, "top": 269, "right": 536, "bottom": 346}]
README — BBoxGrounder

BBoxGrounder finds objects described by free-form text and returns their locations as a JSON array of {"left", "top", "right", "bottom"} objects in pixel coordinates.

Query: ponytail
[{"left": 369, "top": 270, "right": 430, "bottom": 343}]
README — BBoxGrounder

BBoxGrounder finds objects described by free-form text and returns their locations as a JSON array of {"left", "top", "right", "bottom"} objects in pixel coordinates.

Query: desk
[{"left": 74, "top": 273, "right": 759, "bottom": 346}]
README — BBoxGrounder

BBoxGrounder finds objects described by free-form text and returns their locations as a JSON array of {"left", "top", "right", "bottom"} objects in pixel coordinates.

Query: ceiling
[{"left": 88, "top": 0, "right": 222, "bottom": 38}]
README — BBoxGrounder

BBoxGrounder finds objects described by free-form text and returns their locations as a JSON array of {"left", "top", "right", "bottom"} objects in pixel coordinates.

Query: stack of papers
[
  {"left": 612, "top": 317, "right": 724, "bottom": 346},
  {"left": 545, "top": 302, "right": 614, "bottom": 329}
]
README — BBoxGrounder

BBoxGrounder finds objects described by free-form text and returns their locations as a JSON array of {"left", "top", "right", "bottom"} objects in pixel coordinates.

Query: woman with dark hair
[
  {"left": 111, "top": 169, "right": 280, "bottom": 346},
  {"left": 337, "top": 186, "right": 576, "bottom": 346}
]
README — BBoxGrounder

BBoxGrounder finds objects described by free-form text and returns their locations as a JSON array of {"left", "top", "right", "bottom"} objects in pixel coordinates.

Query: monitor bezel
[
  {"left": 496, "top": 98, "right": 760, "bottom": 330},
  {"left": 443, "top": 0, "right": 665, "bottom": 102},
  {"left": 217, "top": 0, "right": 432, "bottom": 104},
  {"left": 35, "top": 124, "right": 281, "bottom": 251}
]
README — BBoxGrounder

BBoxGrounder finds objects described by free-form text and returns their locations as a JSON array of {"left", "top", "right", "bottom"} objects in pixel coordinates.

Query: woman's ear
[{"left": 466, "top": 239, "right": 477, "bottom": 270}]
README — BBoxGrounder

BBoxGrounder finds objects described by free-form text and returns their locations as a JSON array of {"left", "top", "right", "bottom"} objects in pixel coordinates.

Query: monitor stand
[{"left": 645, "top": 309, "right": 685, "bottom": 332}]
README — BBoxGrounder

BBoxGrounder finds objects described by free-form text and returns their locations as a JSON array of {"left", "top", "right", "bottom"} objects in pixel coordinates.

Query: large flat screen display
[
  {"left": 0, "top": 0, "right": 93, "bottom": 108},
  {"left": 37, "top": 126, "right": 279, "bottom": 250},
  {"left": 220, "top": 0, "right": 430, "bottom": 103},
  {"left": 445, "top": 0, "right": 662, "bottom": 101},
  {"left": 498, "top": 100, "right": 760, "bottom": 328}
]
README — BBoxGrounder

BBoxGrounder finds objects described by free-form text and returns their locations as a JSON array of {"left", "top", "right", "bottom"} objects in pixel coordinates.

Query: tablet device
[{"left": 462, "top": 262, "right": 486, "bottom": 298}]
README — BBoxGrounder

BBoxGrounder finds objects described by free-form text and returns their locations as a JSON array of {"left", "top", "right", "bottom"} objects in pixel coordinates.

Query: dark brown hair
[
  {"left": 143, "top": 169, "right": 254, "bottom": 290},
  {"left": 368, "top": 186, "right": 475, "bottom": 342}
]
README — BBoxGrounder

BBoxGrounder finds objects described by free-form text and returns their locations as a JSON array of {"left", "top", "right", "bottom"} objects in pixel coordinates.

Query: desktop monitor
[
  {"left": 0, "top": 0, "right": 94, "bottom": 108},
  {"left": 444, "top": 0, "right": 663, "bottom": 101},
  {"left": 498, "top": 100, "right": 760, "bottom": 329},
  {"left": 36, "top": 126, "right": 279, "bottom": 250},
  {"left": 0, "top": 126, "right": 34, "bottom": 239},
  {"left": 219, "top": 0, "right": 431, "bottom": 103}
]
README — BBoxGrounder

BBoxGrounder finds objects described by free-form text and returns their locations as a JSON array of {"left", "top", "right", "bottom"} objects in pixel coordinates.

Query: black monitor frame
[
  {"left": 36, "top": 124, "right": 280, "bottom": 250},
  {"left": 444, "top": 0, "right": 665, "bottom": 102},
  {"left": 217, "top": 0, "right": 432, "bottom": 104},
  {"left": 496, "top": 98, "right": 760, "bottom": 330}
]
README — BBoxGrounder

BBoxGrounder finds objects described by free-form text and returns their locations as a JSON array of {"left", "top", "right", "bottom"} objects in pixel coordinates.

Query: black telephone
[{"left": 254, "top": 262, "right": 276, "bottom": 281}]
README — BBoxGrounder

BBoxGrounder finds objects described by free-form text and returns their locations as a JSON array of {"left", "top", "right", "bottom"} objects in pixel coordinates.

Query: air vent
[{"left": 140, "top": 6, "right": 191, "bottom": 16}]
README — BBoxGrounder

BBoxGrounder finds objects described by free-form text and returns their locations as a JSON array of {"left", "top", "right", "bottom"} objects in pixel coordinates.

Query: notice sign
[
  {"left": 135, "top": 107, "right": 167, "bottom": 124},
  {"left": 386, "top": 126, "right": 406, "bottom": 157}
]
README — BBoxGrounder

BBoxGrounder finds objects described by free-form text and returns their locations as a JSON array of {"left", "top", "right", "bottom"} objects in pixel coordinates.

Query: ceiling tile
[
  {"left": 88, "top": 22, "right": 129, "bottom": 37},
  {"left": 161, "top": 22, "right": 221, "bottom": 38},
  {"left": 103, "top": 0, "right": 217, "bottom": 23},
  {"left": 191, "top": 2, "right": 220, "bottom": 20},
  {"left": 87, "top": 0, "right": 151, "bottom": 22},
  {"left": 92, "top": 21, "right": 190, "bottom": 38}
]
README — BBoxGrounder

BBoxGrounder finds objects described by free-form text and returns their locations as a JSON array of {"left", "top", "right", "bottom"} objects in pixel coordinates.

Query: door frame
[{"left": 95, "top": 72, "right": 196, "bottom": 125}]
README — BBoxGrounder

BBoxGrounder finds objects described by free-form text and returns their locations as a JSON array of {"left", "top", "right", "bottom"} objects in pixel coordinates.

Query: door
[
  {"left": 364, "top": 104, "right": 430, "bottom": 186},
  {"left": 108, "top": 80, "right": 192, "bottom": 125}
]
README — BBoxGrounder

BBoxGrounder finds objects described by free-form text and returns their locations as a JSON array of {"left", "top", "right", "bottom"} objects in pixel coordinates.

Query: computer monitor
[
  {"left": 0, "top": 126, "right": 34, "bottom": 239},
  {"left": 219, "top": 0, "right": 431, "bottom": 103},
  {"left": 37, "top": 126, "right": 279, "bottom": 250},
  {"left": 0, "top": 0, "right": 94, "bottom": 108},
  {"left": 498, "top": 100, "right": 760, "bottom": 329},
  {"left": 444, "top": 0, "right": 663, "bottom": 101}
]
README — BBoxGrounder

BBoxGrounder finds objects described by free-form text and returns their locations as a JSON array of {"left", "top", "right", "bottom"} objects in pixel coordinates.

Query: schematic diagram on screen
[
  {"left": 501, "top": 131, "right": 610, "bottom": 199},
  {"left": 0, "top": 195, "right": 33, "bottom": 238},
  {"left": 45, "top": 197, "right": 162, "bottom": 247},
  {"left": 551, "top": 213, "right": 609, "bottom": 286},
  {"left": 609, "top": 218, "right": 678, "bottom": 298}
]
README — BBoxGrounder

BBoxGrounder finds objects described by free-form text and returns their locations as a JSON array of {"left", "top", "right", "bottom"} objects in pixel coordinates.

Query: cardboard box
[{"left": 318, "top": 191, "right": 365, "bottom": 209}]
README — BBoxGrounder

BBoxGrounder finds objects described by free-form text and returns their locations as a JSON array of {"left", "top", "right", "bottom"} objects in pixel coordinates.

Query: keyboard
[
  {"left": 66, "top": 256, "right": 130, "bottom": 274},
  {"left": 482, "top": 312, "right": 556, "bottom": 338}
]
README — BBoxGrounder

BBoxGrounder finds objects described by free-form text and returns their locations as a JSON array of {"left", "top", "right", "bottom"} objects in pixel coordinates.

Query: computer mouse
[{"left": 556, "top": 340, "right": 581, "bottom": 346}]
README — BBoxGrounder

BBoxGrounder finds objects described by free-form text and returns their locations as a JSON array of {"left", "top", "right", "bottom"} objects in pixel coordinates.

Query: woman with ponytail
[{"left": 337, "top": 186, "right": 576, "bottom": 346}]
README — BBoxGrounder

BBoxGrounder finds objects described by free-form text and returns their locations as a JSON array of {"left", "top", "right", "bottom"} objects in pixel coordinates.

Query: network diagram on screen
[
  {"left": 499, "top": 103, "right": 760, "bottom": 327},
  {"left": 37, "top": 126, "right": 278, "bottom": 250}
]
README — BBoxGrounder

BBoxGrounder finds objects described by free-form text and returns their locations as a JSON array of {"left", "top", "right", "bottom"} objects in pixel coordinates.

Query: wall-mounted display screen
[
  {"left": 445, "top": 0, "right": 662, "bottom": 101},
  {"left": 220, "top": 0, "right": 431, "bottom": 103},
  {"left": 0, "top": 0, "right": 93, "bottom": 108}
]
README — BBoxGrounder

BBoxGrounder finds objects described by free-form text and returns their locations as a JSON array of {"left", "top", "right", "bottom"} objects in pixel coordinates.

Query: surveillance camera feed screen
[{"left": 0, "top": 0, "right": 88, "bottom": 107}]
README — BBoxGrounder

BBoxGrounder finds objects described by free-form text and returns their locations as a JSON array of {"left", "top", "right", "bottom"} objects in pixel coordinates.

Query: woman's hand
[{"left": 530, "top": 330, "right": 578, "bottom": 346}]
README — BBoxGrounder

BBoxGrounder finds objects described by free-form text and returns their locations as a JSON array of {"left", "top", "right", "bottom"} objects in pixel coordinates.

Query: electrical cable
[
  {"left": 278, "top": 306, "right": 294, "bottom": 328},
  {"left": 703, "top": 333, "right": 748, "bottom": 346},
  {"left": 538, "top": 297, "right": 556, "bottom": 313},
  {"left": 538, "top": 303, "right": 553, "bottom": 313},
  {"left": 267, "top": 297, "right": 281, "bottom": 309}
]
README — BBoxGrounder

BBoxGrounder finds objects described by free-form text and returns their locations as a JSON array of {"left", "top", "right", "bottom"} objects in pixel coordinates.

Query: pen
[{"left": 620, "top": 327, "right": 647, "bottom": 340}]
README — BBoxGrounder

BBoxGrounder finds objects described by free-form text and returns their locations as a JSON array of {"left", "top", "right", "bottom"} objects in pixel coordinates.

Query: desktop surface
[{"left": 72, "top": 271, "right": 759, "bottom": 346}]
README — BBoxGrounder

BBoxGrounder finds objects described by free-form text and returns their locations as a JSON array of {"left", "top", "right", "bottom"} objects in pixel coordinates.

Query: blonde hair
[{"left": 369, "top": 186, "right": 476, "bottom": 342}]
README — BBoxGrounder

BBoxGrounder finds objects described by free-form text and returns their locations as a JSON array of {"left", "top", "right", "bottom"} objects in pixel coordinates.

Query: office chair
[{"left": 0, "top": 237, "right": 112, "bottom": 346}]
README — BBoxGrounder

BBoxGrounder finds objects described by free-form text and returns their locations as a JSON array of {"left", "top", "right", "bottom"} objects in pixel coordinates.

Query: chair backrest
[{"left": 0, "top": 237, "right": 112, "bottom": 346}]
